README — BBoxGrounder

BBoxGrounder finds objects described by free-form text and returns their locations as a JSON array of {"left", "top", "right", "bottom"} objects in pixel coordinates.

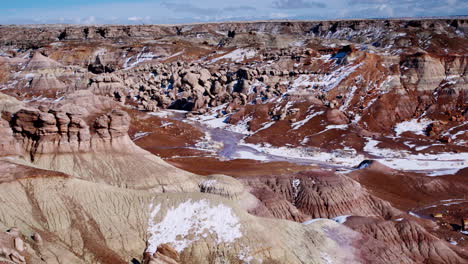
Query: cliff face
[
  {"left": 11, "top": 108, "right": 130, "bottom": 156},
  {"left": 0, "top": 18, "right": 467, "bottom": 264}
]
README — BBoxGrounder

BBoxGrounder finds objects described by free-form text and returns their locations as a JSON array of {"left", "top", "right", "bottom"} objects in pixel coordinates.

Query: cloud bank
[{"left": 0, "top": 0, "right": 466, "bottom": 24}]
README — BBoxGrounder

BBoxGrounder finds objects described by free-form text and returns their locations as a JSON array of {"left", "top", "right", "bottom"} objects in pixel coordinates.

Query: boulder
[{"left": 326, "top": 109, "right": 349, "bottom": 125}]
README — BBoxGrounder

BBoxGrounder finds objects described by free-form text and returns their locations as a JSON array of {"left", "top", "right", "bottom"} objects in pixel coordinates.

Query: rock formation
[{"left": 0, "top": 18, "right": 467, "bottom": 264}]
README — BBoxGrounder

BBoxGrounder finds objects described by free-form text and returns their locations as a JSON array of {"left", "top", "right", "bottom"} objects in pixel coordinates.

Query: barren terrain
[{"left": 0, "top": 18, "right": 467, "bottom": 263}]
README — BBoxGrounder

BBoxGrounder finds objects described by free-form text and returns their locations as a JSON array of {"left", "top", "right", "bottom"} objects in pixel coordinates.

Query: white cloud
[
  {"left": 128, "top": 16, "right": 142, "bottom": 21},
  {"left": 0, "top": 0, "right": 466, "bottom": 24},
  {"left": 81, "top": 16, "right": 97, "bottom": 24},
  {"left": 270, "top": 12, "right": 290, "bottom": 19},
  {"left": 378, "top": 4, "right": 394, "bottom": 17}
]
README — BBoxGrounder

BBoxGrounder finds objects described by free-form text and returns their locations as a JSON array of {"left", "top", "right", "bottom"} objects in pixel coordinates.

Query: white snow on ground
[
  {"left": 332, "top": 215, "right": 351, "bottom": 224},
  {"left": 24, "top": 73, "right": 35, "bottom": 79},
  {"left": 248, "top": 79, "right": 266, "bottom": 94},
  {"left": 363, "top": 138, "right": 396, "bottom": 157},
  {"left": 253, "top": 121, "right": 275, "bottom": 133},
  {"left": 201, "top": 115, "right": 229, "bottom": 130},
  {"left": 339, "top": 86, "right": 358, "bottom": 111},
  {"left": 238, "top": 248, "right": 254, "bottom": 263},
  {"left": 321, "top": 252, "right": 333, "bottom": 264},
  {"left": 408, "top": 211, "right": 422, "bottom": 218},
  {"left": 291, "top": 111, "right": 324, "bottom": 130},
  {"left": 133, "top": 132, "right": 150, "bottom": 141},
  {"left": 325, "top": 124, "right": 348, "bottom": 130},
  {"left": 227, "top": 116, "right": 252, "bottom": 134},
  {"left": 164, "top": 50, "right": 184, "bottom": 60},
  {"left": 211, "top": 48, "right": 257, "bottom": 63},
  {"left": 319, "top": 54, "right": 332, "bottom": 61},
  {"left": 364, "top": 138, "right": 468, "bottom": 171},
  {"left": 148, "top": 109, "right": 188, "bottom": 118},
  {"left": 450, "top": 130, "right": 467, "bottom": 140},
  {"left": 160, "top": 121, "right": 173, "bottom": 128},
  {"left": 190, "top": 109, "right": 256, "bottom": 136},
  {"left": 413, "top": 199, "right": 467, "bottom": 211},
  {"left": 427, "top": 168, "right": 460, "bottom": 176},
  {"left": 303, "top": 218, "right": 327, "bottom": 225},
  {"left": 53, "top": 96, "right": 65, "bottom": 102},
  {"left": 291, "top": 179, "right": 301, "bottom": 202},
  {"left": 186, "top": 106, "right": 466, "bottom": 172},
  {"left": 442, "top": 201, "right": 467, "bottom": 206},
  {"left": 200, "top": 179, "right": 217, "bottom": 188},
  {"left": 394, "top": 119, "right": 433, "bottom": 136},
  {"left": 300, "top": 137, "right": 310, "bottom": 145},
  {"left": 146, "top": 199, "right": 242, "bottom": 254},
  {"left": 193, "top": 132, "right": 223, "bottom": 153},
  {"left": 289, "top": 63, "right": 362, "bottom": 93},
  {"left": 321, "top": 63, "right": 363, "bottom": 92},
  {"left": 148, "top": 111, "right": 170, "bottom": 118},
  {"left": 290, "top": 74, "right": 316, "bottom": 90},
  {"left": 232, "top": 150, "right": 269, "bottom": 161},
  {"left": 442, "top": 121, "right": 468, "bottom": 140},
  {"left": 186, "top": 104, "right": 233, "bottom": 130},
  {"left": 124, "top": 47, "right": 157, "bottom": 69},
  {"left": 239, "top": 142, "right": 365, "bottom": 167},
  {"left": 303, "top": 124, "right": 348, "bottom": 138},
  {"left": 238, "top": 247, "right": 262, "bottom": 264}
]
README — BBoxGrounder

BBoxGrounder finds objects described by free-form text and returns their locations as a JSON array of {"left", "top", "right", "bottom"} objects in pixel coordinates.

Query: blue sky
[{"left": 0, "top": 0, "right": 466, "bottom": 24}]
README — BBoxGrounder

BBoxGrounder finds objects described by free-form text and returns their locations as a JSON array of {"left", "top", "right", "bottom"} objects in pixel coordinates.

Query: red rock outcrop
[
  {"left": 243, "top": 170, "right": 400, "bottom": 221},
  {"left": 346, "top": 216, "right": 468, "bottom": 264}
]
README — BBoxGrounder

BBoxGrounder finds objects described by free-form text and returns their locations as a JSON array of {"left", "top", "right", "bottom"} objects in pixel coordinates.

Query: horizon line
[{"left": 1, "top": 15, "right": 467, "bottom": 27}]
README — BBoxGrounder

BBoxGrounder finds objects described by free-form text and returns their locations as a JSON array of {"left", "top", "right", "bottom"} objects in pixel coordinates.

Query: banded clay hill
[{"left": 0, "top": 18, "right": 467, "bottom": 264}]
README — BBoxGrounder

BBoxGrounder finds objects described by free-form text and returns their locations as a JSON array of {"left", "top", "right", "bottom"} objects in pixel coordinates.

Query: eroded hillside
[{"left": 0, "top": 19, "right": 467, "bottom": 264}]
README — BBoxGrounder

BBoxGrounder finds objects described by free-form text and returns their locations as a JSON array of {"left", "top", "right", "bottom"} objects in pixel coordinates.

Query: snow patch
[
  {"left": 303, "top": 218, "right": 327, "bottom": 225},
  {"left": 133, "top": 132, "right": 150, "bottom": 141},
  {"left": 321, "top": 252, "right": 333, "bottom": 264},
  {"left": 211, "top": 48, "right": 257, "bottom": 63},
  {"left": 427, "top": 168, "right": 460, "bottom": 176},
  {"left": 394, "top": 119, "right": 432, "bottom": 136},
  {"left": 194, "top": 132, "right": 223, "bottom": 153},
  {"left": 24, "top": 73, "right": 35, "bottom": 79},
  {"left": 124, "top": 47, "right": 157, "bottom": 69},
  {"left": 289, "top": 63, "right": 362, "bottom": 93},
  {"left": 255, "top": 121, "right": 275, "bottom": 133},
  {"left": 332, "top": 215, "right": 351, "bottom": 224},
  {"left": 238, "top": 247, "right": 261, "bottom": 264},
  {"left": 408, "top": 211, "right": 421, "bottom": 218},
  {"left": 239, "top": 143, "right": 364, "bottom": 167},
  {"left": 291, "top": 111, "right": 324, "bottom": 130},
  {"left": 339, "top": 86, "right": 358, "bottom": 111},
  {"left": 165, "top": 51, "right": 184, "bottom": 60},
  {"left": 200, "top": 179, "right": 217, "bottom": 188},
  {"left": 291, "top": 179, "right": 301, "bottom": 202},
  {"left": 232, "top": 150, "right": 269, "bottom": 161},
  {"left": 364, "top": 138, "right": 468, "bottom": 171},
  {"left": 146, "top": 199, "right": 242, "bottom": 254}
]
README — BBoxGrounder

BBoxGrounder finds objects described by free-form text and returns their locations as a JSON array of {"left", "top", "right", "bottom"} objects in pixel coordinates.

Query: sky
[{"left": 0, "top": 0, "right": 466, "bottom": 24}]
